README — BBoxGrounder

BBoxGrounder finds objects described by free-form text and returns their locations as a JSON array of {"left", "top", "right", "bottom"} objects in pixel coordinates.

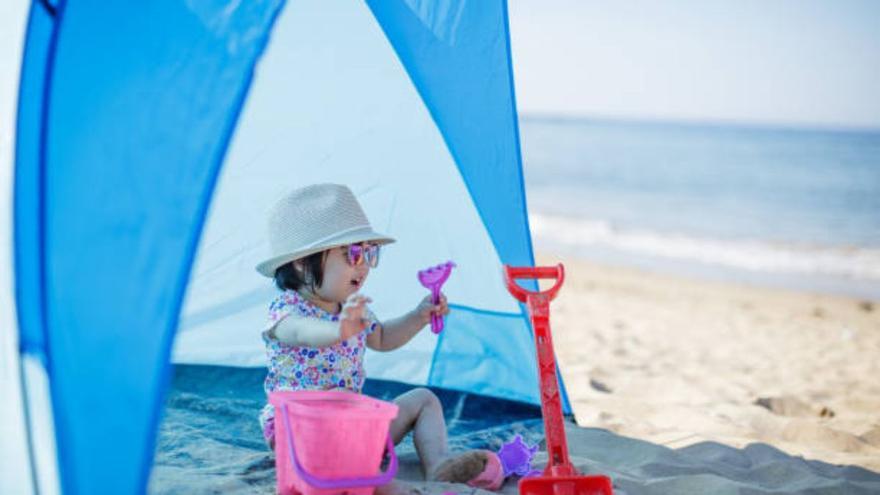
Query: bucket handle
[{"left": 280, "top": 403, "right": 399, "bottom": 489}]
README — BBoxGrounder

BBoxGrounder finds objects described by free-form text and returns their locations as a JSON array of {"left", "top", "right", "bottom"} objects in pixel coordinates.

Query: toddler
[{"left": 256, "top": 184, "right": 503, "bottom": 490}]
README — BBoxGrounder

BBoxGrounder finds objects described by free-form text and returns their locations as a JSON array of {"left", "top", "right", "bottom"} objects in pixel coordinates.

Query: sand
[
  {"left": 150, "top": 256, "right": 880, "bottom": 493},
  {"left": 536, "top": 252, "right": 880, "bottom": 473}
]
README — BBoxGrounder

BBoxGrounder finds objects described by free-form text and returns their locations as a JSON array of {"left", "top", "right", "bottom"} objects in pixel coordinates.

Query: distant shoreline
[
  {"left": 519, "top": 112, "right": 880, "bottom": 136},
  {"left": 533, "top": 239, "right": 880, "bottom": 302},
  {"left": 536, "top": 242, "right": 880, "bottom": 303}
]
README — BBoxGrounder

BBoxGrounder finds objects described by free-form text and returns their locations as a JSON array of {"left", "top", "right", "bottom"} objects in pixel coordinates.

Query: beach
[
  {"left": 149, "top": 252, "right": 880, "bottom": 494},
  {"left": 537, "top": 252, "right": 880, "bottom": 473}
]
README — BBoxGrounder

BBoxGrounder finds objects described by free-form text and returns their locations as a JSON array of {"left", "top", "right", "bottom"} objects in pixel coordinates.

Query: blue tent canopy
[{"left": 1, "top": 1, "right": 571, "bottom": 493}]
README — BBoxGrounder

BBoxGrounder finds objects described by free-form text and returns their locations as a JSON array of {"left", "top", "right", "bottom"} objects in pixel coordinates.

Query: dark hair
[{"left": 273, "top": 251, "right": 327, "bottom": 291}]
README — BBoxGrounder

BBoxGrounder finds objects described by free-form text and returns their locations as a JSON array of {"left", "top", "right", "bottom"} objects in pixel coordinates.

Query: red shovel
[{"left": 504, "top": 264, "right": 613, "bottom": 495}]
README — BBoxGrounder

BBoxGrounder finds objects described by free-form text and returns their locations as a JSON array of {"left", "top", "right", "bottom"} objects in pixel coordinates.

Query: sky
[
  {"left": 2, "top": 1, "right": 878, "bottom": 134},
  {"left": 508, "top": 0, "right": 880, "bottom": 129}
]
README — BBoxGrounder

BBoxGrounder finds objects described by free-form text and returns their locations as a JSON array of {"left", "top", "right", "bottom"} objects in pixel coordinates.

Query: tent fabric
[
  {"left": 5, "top": 0, "right": 571, "bottom": 494},
  {"left": 12, "top": 1, "right": 284, "bottom": 494}
]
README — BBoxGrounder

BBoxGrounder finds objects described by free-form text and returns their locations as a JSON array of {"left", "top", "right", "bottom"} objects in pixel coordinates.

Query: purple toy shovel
[{"left": 417, "top": 261, "right": 456, "bottom": 334}]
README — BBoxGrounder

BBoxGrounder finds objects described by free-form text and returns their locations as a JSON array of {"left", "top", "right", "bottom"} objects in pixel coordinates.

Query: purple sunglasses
[{"left": 344, "top": 243, "right": 380, "bottom": 268}]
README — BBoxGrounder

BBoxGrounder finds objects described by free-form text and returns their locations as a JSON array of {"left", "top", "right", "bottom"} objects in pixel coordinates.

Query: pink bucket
[{"left": 270, "top": 390, "right": 399, "bottom": 495}]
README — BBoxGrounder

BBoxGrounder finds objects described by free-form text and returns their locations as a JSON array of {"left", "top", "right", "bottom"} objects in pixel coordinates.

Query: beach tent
[{"left": 0, "top": 0, "right": 570, "bottom": 493}]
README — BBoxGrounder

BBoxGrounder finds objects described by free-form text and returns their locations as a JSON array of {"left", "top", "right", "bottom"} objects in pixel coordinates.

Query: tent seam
[
  {"left": 38, "top": 0, "right": 56, "bottom": 17},
  {"left": 15, "top": 2, "right": 62, "bottom": 492},
  {"left": 31, "top": 0, "right": 68, "bottom": 490}
]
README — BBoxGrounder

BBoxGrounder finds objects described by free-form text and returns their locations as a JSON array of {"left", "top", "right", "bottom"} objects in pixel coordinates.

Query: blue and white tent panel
[
  {"left": 176, "top": 0, "right": 541, "bottom": 403},
  {"left": 9, "top": 1, "right": 285, "bottom": 494}
]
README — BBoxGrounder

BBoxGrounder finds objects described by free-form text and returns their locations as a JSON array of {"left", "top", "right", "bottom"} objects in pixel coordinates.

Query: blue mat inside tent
[{"left": 150, "top": 365, "right": 545, "bottom": 493}]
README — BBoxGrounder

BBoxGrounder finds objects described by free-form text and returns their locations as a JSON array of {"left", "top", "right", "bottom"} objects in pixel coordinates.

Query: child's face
[{"left": 311, "top": 245, "right": 370, "bottom": 309}]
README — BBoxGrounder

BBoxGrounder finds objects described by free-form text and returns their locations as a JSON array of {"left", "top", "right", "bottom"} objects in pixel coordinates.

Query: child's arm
[
  {"left": 270, "top": 295, "right": 371, "bottom": 347},
  {"left": 367, "top": 294, "right": 448, "bottom": 351},
  {"left": 270, "top": 313, "right": 340, "bottom": 347}
]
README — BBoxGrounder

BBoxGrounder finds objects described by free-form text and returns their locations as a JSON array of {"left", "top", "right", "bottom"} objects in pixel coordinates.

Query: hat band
[{"left": 273, "top": 223, "right": 375, "bottom": 256}]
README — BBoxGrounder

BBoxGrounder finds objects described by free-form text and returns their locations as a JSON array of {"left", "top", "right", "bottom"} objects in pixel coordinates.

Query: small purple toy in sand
[{"left": 498, "top": 434, "right": 541, "bottom": 478}]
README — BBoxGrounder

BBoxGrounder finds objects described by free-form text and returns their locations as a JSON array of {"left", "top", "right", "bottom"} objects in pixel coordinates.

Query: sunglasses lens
[
  {"left": 347, "top": 244, "right": 363, "bottom": 266},
  {"left": 366, "top": 244, "right": 380, "bottom": 267}
]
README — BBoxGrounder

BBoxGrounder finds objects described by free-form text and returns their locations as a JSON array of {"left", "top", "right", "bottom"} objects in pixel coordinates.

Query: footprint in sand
[
  {"left": 754, "top": 395, "right": 835, "bottom": 418},
  {"left": 590, "top": 378, "right": 613, "bottom": 393},
  {"left": 861, "top": 425, "right": 880, "bottom": 447}
]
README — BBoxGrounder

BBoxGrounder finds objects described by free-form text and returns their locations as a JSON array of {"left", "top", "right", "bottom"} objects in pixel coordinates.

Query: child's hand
[
  {"left": 340, "top": 294, "right": 372, "bottom": 340},
  {"left": 415, "top": 293, "right": 449, "bottom": 328}
]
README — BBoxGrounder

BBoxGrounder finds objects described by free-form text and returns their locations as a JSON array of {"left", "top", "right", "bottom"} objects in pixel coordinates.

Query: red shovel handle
[{"left": 503, "top": 264, "right": 566, "bottom": 303}]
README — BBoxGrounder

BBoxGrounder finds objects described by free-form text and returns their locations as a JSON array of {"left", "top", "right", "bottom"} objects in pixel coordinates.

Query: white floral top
[{"left": 258, "top": 290, "right": 378, "bottom": 442}]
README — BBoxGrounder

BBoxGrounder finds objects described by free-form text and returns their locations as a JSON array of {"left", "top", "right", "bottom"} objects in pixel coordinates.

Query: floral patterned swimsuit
[{"left": 259, "top": 290, "right": 379, "bottom": 444}]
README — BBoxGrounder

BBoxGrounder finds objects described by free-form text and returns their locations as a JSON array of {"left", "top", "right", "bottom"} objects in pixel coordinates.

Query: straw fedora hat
[{"left": 255, "top": 183, "right": 395, "bottom": 277}]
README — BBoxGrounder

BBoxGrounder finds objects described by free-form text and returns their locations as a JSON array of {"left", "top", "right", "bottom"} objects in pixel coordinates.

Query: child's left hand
[{"left": 415, "top": 293, "right": 450, "bottom": 328}]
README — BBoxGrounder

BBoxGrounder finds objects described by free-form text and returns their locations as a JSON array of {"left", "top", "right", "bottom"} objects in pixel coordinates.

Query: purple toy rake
[{"left": 417, "top": 261, "right": 456, "bottom": 334}]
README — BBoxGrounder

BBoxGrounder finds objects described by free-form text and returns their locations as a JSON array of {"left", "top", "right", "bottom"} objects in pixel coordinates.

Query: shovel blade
[{"left": 519, "top": 475, "right": 613, "bottom": 495}]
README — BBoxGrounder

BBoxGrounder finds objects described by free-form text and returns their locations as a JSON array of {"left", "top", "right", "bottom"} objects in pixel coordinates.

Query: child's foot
[{"left": 428, "top": 450, "right": 489, "bottom": 483}]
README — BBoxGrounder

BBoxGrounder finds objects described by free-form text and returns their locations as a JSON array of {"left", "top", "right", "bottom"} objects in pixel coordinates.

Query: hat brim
[{"left": 255, "top": 230, "right": 395, "bottom": 277}]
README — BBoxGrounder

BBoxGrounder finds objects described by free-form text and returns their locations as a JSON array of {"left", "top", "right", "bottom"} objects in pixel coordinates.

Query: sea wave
[{"left": 529, "top": 213, "right": 880, "bottom": 281}]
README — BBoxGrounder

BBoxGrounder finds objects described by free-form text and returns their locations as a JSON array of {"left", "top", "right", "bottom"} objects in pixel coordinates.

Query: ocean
[{"left": 520, "top": 117, "right": 880, "bottom": 299}]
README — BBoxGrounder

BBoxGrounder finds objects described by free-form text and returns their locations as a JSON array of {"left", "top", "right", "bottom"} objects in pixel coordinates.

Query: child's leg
[
  {"left": 389, "top": 388, "right": 448, "bottom": 477},
  {"left": 389, "top": 388, "right": 489, "bottom": 483}
]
